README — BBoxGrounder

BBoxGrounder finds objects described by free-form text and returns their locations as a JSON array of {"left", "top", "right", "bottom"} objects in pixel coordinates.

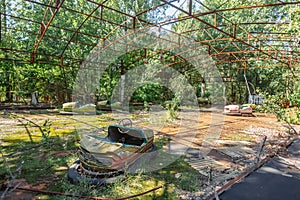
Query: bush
[
  {"left": 261, "top": 93, "right": 300, "bottom": 129},
  {"left": 165, "top": 99, "right": 180, "bottom": 120}
]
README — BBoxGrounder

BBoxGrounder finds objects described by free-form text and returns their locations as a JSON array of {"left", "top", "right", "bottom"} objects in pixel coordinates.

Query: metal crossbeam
[
  {"left": 31, "top": 0, "right": 65, "bottom": 62},
  {"left": 160, "top": 0, "right": 298, "bottom": 75}
]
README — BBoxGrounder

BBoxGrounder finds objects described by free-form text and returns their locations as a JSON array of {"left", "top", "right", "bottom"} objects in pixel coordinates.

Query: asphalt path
[{"left": 219, "top": 138, "right": 300, "bottom": 200}]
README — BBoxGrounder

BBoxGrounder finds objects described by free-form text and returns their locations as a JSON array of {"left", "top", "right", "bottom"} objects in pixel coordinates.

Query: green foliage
[
  {"left": 172, "top": 0, "right": 297, "bottom": 104},
  {"left": 288, "top": 7, "right": 300, "bottom": 35},
  {"left": 152, "top": 156, "right": 203, "bottom": 192},
  {"left": 261, "top": 92, "right": 300, "bottom": 126},
  {"left": 165, "top": 99, "right": 180, "bottom": 120},
  {"left": 131, "top": 84, "right": 174, "bottom": 104},
  {"left": 98, "top": 48, "right": 204, "bottom": 105},
  {"left": 41, "top": 119, "right": 52, "bottom": 142},
  {"left": 0, "top": 0, "right": 165, "bottom": 104},
  {"left": 0, "top": 130, "right": 78, "bottom": 185}
]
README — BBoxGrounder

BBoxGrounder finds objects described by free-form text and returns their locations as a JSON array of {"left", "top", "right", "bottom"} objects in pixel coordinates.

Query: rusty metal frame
[
  {"left": 0, "top": 0, "right": 299, "bottom": 76},
  {"left": 160, "top": 0, "right": 299, "bottom": 70},
  {"left": 31, "top": 0, "right": 65, "bottom": 63}
]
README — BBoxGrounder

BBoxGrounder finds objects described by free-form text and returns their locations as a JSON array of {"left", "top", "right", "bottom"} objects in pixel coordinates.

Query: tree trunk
[
  {"left": 5, "top": 85, "right": 12, "bottom": 102},
  {"left": 120, "top": 74, "right": 125, "bottom": 103},
  {"left": 201, "top": 78, "right": 206, "bottom": 98},
  {"left": 2, "top": 0, "right": 11, "bottom": 102},
  {"left": 31, "top": 92, "right": 38, "bottom": 106}
]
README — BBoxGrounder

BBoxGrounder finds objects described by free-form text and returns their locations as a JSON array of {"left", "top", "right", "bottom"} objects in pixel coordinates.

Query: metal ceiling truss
[
  {"left": 161, "top": 1, "right": 299, "bottom": 69},
  {"left": 0, "top": 0, "right": 299, "bottom": 79}
]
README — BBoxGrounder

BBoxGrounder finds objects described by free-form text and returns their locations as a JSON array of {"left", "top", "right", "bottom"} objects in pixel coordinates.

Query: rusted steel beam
[
  {"left": 87, "top": 0, "right": 132, "bottom": 18},
  {"left": 6, "top": 185, "right": 163, "bottom": 200},
  {"left": 215, "top": 57, "right": 299, "bottom": 64},
  {"left": 243, "top": 61, "right": 247, "bottom": 70},
  {"left": 86, "top": 0, "right": 140, "bottom": 31},
  {"left": 192, "top": 1, "right": 297, "bottom": 72},
  {"left": 2, "top": 26, "right": 96, "bottom": 48},
  {"left": 179, "top": 21, "right": 290, "bottom": 35},
  {"left": 197, "top": 36, "right": 299, "bottom": 44},
  {"left": 136, "top": 2, "right": 169, "bottom": 16},
  {"left": 238, "top": 22, "right": 289, "bottom": 25},
  {"left": 61, "top": 5, "right": 131, "bottom": 29},
  {"left": 196, "top": 1, "right": 298, "bottom": 56},
  {"left": 233, "top": 24, "right": 237, "bottom": 38},
  {"left": 194, "top": 1, "right": 300, "bottom": 16},
  {"left": 49, "top": 24, "right": 101, "bottom": 40},
  {"left": 25, "top": 0, "right": 131, "bottom": 31},
  {"left": 4, "top": 0, "right": 298, "bottom": 69},
  {"left": 155, "top": 1, "right": 293, "bottom": 29},
  {"left": 255, "top": 136, "right": 267, "bottom": 163},
  {"left": 0, "top": 58, "right": 81, "bottom": 68},
  {"left": 238, "top": 65, "right": 300, "bottom": 69},
  {"left": 91, "top": 9, "right": 199, "bottom": 46},
  {"left": 59, "top": 3, "right": 103, "bottom": 57},
  {"left": 210, "top": 49, "right": 297, "bottom": 56},
  {"left": 1, "top": 13, "right": 104, "bottom": 42},
  {"left": 4, "top": 56, "right": 295, "bottom": 73},
  {"left": 96, "top": 24, "right": 192, "bottom": 53},
  {"left": 32, "top": 0, "right": 65, "bottom": 59},
  {"left": 113, "top": 33, "right": 299, "bottom": 63},
  {"left": 25, "top": 0, "right": 57, "bottom": 9},
  {"left": 1, "top": 48, "right": 84, "bottom": 63},
  {"left": 160, "top": 18, "right": 292, "bottom": 71},
  {"left": 250, "top": 31, "right": 292, "bottom": 35}
]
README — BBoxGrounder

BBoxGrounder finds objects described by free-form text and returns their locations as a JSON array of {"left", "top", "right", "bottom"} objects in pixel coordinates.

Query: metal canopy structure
[{"left": 0, "top": 0, "right": 299, "bottom": 78}]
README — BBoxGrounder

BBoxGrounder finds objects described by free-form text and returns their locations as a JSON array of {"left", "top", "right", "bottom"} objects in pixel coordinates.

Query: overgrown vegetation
[
  {"left": 0, "top": 113, "right": 203, "bottom": 199},
  {"left": 1, "top": 0, "right": 299, "bottom": 108},
  {"left": 1, "top": 0, "right": 300, "bottom": 199},
  {"left": 261, "top": 92, "right": 300, "bottom": 133},
  {"left": 165, "top": 99, "right": 180, "bottom": 120}
]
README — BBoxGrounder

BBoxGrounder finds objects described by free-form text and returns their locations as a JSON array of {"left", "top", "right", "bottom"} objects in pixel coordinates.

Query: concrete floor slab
[{"left": 219, "top": 138, "right": 300, "bottom": 200}]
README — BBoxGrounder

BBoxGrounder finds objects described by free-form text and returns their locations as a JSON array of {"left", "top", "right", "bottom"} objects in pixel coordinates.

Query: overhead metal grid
[{"left": 0, "top": 0, "right": 299, "bottom": 78}]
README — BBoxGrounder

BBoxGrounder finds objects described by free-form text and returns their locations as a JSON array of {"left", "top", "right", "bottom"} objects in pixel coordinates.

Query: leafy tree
[
  {"left": 261, "top": 5, "right": 300, "bottom": 129},
  {"left": 171, "top": 0, "right": 297, "bottom": 104}
]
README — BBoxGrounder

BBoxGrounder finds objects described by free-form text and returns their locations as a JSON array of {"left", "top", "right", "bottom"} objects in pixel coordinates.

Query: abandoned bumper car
[
  {"left": 68, "top": 119, "right": 156, "bottom": 185},
  {"left": 224, "top": 104, "right": 253, "bottom": 116}
]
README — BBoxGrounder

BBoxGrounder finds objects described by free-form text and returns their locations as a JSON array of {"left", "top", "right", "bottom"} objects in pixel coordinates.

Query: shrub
[{"left": 261, "top": 92, "right": 299, "bottom": 133}]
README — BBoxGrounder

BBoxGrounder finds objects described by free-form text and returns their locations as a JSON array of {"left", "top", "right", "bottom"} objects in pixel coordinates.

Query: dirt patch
[{"left": 0, "top": 110, "right": 298, "bottom": 199}]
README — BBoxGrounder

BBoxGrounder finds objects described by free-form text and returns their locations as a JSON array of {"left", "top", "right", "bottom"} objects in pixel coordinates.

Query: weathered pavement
[
  {"left": 219, "top": 138, "right": 300, "bottom": 200},
  {"left": 157, "top": 110, "right": 297, "bottom": 199}
]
